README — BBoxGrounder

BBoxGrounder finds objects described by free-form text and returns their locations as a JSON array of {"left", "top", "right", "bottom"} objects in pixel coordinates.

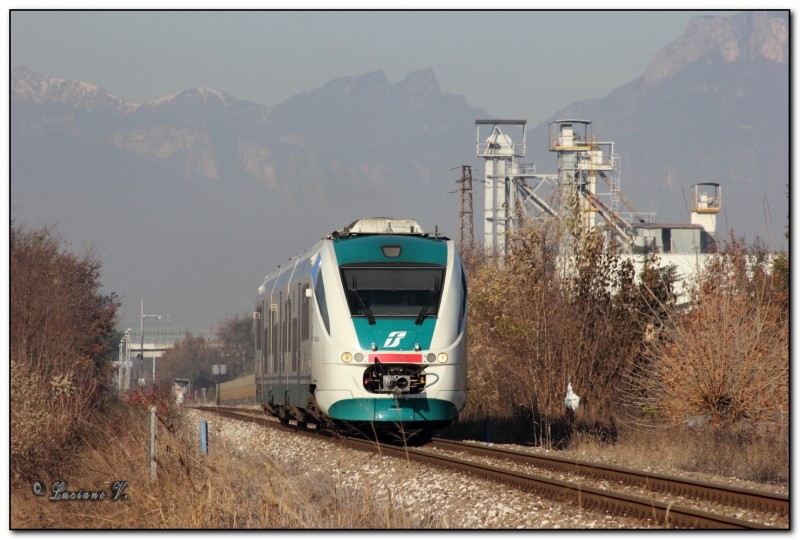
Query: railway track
[
  {"left": 428, "top": 438, "right": 789, "bottom": 516},
  {"left": 193, "top": 406, "right": 784, "bottom": 529}
]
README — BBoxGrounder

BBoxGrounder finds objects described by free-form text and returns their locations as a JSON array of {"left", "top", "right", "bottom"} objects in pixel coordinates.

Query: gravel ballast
[{"left": 186, "top": 409, "right": 654, "bottom": 529}]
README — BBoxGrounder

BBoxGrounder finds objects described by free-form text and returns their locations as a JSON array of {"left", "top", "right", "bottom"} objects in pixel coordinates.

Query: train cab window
[
  {"left": 458, "top": 265, "right": 468, "bottom": 331},
  {"left": 340, "top": 265, "right": 445, "bottom": 319},
  {"left": 314, "top": 274, "right": 331, "bottom": 335}
]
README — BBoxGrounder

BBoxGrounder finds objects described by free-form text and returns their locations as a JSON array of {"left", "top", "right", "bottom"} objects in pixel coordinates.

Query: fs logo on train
[{"left": 383, "top": 331, "right": 407, "bottom": 348}]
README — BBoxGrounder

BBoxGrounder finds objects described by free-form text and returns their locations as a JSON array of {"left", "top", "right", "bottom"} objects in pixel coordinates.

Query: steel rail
[
  {"left": 191, "top": 406, "right": 778, "bottom": 529},
  {"left": 429, "top": 438, "right": 789, "bottom": 517}
]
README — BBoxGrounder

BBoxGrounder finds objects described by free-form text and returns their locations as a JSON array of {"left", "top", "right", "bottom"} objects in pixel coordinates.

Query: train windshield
[{"left": 340, "top": 265, "right": 445, "bottom": 318}]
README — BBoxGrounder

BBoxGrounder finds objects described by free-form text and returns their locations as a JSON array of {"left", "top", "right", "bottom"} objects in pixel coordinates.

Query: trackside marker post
[
  {"left": 148, "top": 406, "right": 157, "bottom": 479},
  {"left": 201, "top": 420, "right": 208, "bottom": 455}
]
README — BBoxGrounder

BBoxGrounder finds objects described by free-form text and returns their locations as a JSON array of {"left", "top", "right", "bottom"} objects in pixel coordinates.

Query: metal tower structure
[
  {"left": 459, "top": 165, "right": 474, "bottom": 252},
  {"left": 548, "top": 119, "right": 634, "bottom": 245},
  {"left": 690, "top": 183, "right": 721, "bottom": 234},
  {"left": 549, "top": 120, "right": 654, "bottom": 232},
  {"left": 476, "top": 120, "right": 521, "bottom": 257},
  {"left": 475, "top": 118, "right": 653, "bottom": 256},
  {"left": 447, "top": 165, "right": 480, "bottom": 253},
  {"left": 476, "top": 120, "right": 560, "bottom": 258}
]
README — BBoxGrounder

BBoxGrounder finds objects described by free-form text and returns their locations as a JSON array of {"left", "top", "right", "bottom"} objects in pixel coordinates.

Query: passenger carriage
[{"left": 254, "top": 218, "right": 467, "bottom": 436}]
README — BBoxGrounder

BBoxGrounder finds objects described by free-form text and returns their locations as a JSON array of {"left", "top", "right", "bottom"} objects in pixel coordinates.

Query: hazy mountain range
[
  {"left": 526, "top": 10, "right": 788, "bottom": 234},
  {"left": 11, "top": 10, "right": 788, "bottom": 330}
]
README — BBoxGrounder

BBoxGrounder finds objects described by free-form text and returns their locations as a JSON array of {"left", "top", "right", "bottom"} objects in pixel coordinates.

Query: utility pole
[
  {"left": 447, "top": 165, "right": 479, "bottom": 254},
  {"left": 459, "top": 165, "right": 474, "bottom": 252},
  {"left": 140, "top": 298, "right": 162, "bottom": 388}
]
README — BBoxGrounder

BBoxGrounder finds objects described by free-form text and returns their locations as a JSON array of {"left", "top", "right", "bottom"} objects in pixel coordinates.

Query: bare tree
[
  {"left": 215, "top": 314, "right": 254, "bottom": 378},
  {"left": 465, "top": 197, "right": 667, "bottom": 443}
]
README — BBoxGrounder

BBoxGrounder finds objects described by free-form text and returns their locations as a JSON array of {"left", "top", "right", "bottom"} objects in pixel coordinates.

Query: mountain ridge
[
  {"left": 526, "top": 10, "right": 787, "bottom": 231},
  {"left": 10, "top": 11, "right": 788, "bottom": 331},
  {"left": 12, "top": 65, "right": 483, "bottom": 183}
]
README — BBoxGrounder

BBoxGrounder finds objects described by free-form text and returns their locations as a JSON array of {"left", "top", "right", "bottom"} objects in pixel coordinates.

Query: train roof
[
  {"left": 257, "top": 218, "right": 452, "bottom": 299},
  {"left": 325, "top": 217, "right": 449, "bottom": 240}
]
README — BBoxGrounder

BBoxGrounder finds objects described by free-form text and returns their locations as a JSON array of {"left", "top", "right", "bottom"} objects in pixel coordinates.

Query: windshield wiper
[
  {"left": 415, "top": 278, "right": 440, "bottom": 325},
  {"left": 350, "top": 277, "right": 375, "bottom": 324}
]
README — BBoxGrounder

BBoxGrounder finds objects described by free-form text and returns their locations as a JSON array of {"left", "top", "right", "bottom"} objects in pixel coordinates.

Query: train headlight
[
  {"left": 426, "top": 353, "right": 436, "bottom": 363},
  {"left": 437, "top": 353, "right": 448, "bottom": 363},
  {"left": 354, "top": 353, "right": 364, "bottom": 362},
  {"left": 341, "top": 352, "right": 353, "bottom": 363}
]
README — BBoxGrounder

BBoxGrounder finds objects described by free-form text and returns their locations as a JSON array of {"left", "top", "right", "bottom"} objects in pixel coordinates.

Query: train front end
[{"left": 312, "top": 218, "right": 468, "bottom": 435}]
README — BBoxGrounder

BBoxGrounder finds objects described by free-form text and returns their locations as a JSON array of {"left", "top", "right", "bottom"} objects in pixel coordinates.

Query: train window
[
  {"left": 264, "top": 309, "right": 270, "bottom": 364},
  {"left": 291, "top": 318, "right": 298, "bottom": 371},
  {"left": 284, "top": 300, "right": 290, "bottom": 352},
  {"left": 314, "top": 274, "right": 331, "bottom": 335},
  {"left": 272, "top": 320, "right": 278, "bottom": 372},
  {"left": 296, "top": 282, "right": 302, "bottom": 350},
  {"left": 255, "top": 306, "right": 262, "bottom": 350},
  {"left": 340, "top": 266, "right": 445, "bottom": 318},
  {"left": 301, "top": 285, "right": 310, "bottom": 340}
]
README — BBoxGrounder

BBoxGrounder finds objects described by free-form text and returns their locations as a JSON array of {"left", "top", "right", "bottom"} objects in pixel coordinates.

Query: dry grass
[
  {"left": 11, "top": 401, "right": 432, "bottom": 529},
  {"left": 567, "top": 423, "right": 788, "bottom": 488},
  {"left": 445, "top": 410, "right": 788, "bottom": 489}
]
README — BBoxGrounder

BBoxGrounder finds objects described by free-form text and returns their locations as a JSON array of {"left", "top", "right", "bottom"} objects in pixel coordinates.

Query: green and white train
[{"left": 254, "top": 217, "right": 468, "bottom": 436}]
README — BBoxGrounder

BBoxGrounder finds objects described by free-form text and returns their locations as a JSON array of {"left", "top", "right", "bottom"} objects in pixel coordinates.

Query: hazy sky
[
  {"left": 11, "top": 10, "right": 738, "bottom": 128},
  {"left": 14, "top": 9, "right": 781, "bottom": 333}
]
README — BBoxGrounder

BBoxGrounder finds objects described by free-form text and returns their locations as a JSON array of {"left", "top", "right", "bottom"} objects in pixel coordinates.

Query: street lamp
[
  {"left": 124, "top": 328, "right": 131, "bottom": 390},
  {"left": 117, "top": 339, "right": 124, "bottom": 391},
  {"left": 140, "top": 298, "right": 161, "bottom": 388}
]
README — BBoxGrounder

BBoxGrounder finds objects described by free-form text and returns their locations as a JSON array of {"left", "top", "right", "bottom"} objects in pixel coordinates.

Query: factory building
[{"left": 472, "top": 119, "right": 724, "bottom": 303}]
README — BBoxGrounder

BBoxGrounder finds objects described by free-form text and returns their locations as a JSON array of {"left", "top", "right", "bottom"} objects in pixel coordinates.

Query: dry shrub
[
  {"left": 11, "top": 223, "right": 118, "bottom": 377},
  {"left": 11, "top": 403, "right": 432, "bottom": 528},
  {"left": 122, "top": 384, "right": 185, "bottom": 434},
  {"left": 11, "top": 361, "right": 103, "bottom": 487},
  {"left": 11, "top": 223, "right": 119, "bottom": 487},
  {"left": 464, "top": 203, "right": 666, "bottom": 444},
  {"left": 625, "top": 234, "right": 789, "bottom": 429}
]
